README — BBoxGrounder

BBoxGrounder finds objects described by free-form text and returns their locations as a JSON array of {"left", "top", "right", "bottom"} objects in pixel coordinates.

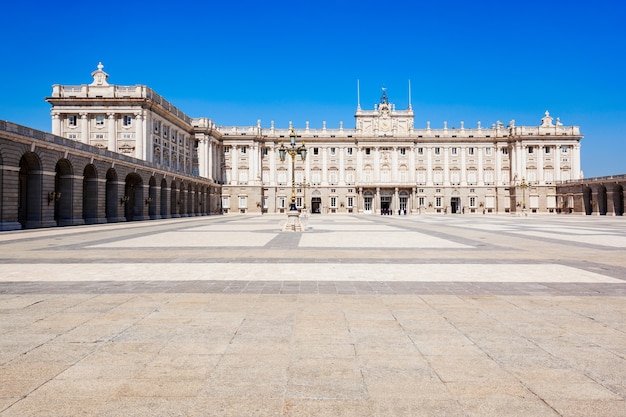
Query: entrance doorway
[
  {"left": 311, "top": 197, "right": 322, "bottom": 214},
  {"left": 451, "top": 197, "right": 461, "bottom": 214},
  {"left": 380, "top": 195, "right": 392, "bottom": 215}
]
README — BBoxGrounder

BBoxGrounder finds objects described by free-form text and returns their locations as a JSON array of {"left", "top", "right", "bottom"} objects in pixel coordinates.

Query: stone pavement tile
[
  {"left": 425, "top": 355, "right": 511, "bottom": 383},
  {"left": 193, "top": 397, "right": 284, "bottom": 417},
  {"left": 362, "top": 369, "right": 451, "bottom": 400},
  {"left": 116, "top": 378, "right": 206, "bottom": 398},
  {"left": 29, "top": 377, "right": 125, "bottom": 399},
  {"left": 281, "top": 399, "right": 372, "bottom": 417},
  {"left": 511, "top": 368, "right": 623, "bottom": 401},
  {"left": 457, "top": 397, "right": 561, "bottom": 417},
  {"left": 292, "top": 342, "right": 356, "bottom": 359},
  {"left": 96, "top": 397, "right": 197, "bottom": 417},
  {"left": 0, "top": 396, "right": 109, "bottom": 417},
  {"left": 287, "top": 357, "right": 367, "bottom": 400},
  {"left": 134, "top": 354, "right": 221, "bottom": 380},
  {"left": 369, "top": 398, "right": 467, "bottom": 417},
  {"left": 199, "top": 354, "right": 287, "bottom": 398},
  {"left": 547, "top": 399, "right": 626, "bottom": 417}
]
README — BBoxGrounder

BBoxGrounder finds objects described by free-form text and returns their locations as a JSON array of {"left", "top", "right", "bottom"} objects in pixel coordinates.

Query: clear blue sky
[{"left": 1, "top": 0, "right": 624, "bottom": 177}]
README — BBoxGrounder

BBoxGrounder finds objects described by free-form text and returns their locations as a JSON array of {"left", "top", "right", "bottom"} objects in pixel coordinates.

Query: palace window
[
  {"left": 345, "top": 171, "right": 355, "bottom": 185},
  {"left": 240, "top": 146, "right": 247, "bottom": 154},
  {"left": 278, "top": 197, "right": 286, "bottom": 209},
  {"left": 484, "top": 170, "right": 494, "bottom": 185},
  {"left": 469, "top": 197, "right": 476, "bottom": 207},
  {"left": 122, "top": 115, "right": 132, "bottom": 126},
  {"left": 95, "top": 115, "right": 105, "bottom": 126},
  {"left": 399, "top": 148, "right": 406, "bottom": 155},
  {"left": 528, "top": 146, "right": 534, "bottom": 154},
  {"left": 262, "top": 147, "right": 268, "bottom": 156},
  {"left": 278, "top": 170, "right": 287, "bottom": 185},
  {"left": 224, "top": 147, "right": 230, "bottom": 153},
  {"left": 419, "top": 196, "right": 425, "bottom": 206},
  {"left": 313, "top": 147, "right": 319, "bottom": 155},
  {"left": 450, "top": 171, "right": 460, "bottom": 185},
  {"left": 296, "top": 197, "right": 303, "bottom": 208},
  {"left": 485, "top": 147, "right": 493, "bottom": 156},
  {"left": 347, "top": 147, "right": 353, "bottom": 155},
  {"left": 311, "top": 171, "right": 321, "bottom": 185},
  {"left": 238, "top": 196, "right": 247, "bottom": 209},
  {"left": 238, "top": 169, "right": 248, "bottom": 185},
  {"left": 347, "top": 197, "right": 354, "bottom": 208},
  {"left": 433, "top": 171, "right": 443, "bottom": 185},
  {"left": 417, "top": 171, "right": 426, "bottom": 185},
  {"left": 545, "top": 147, "right": 551, "bottom": 154},
  {"left": 163, "top": 126, "right": 168, "bottom": 137},
  {"left": 435, "top": 197, "right": 442, "bottom": 207},
  {"left": 68, "top": 115, "right": 77, "bottom": 126},
  {"left": 561, "top": 146, "right": 569, "bottom": 153},
  {"left": 417, "top": 147, "right": 424, "bottom": 155},
  {"left": 365, "top": 148, "right": 371, "bottom": 155},
  {"left": 468, "top": 147, "right": 475, "bottom": 155},
  {"left": 502, "top": 148, "right": 509, "bottom": 155},
  {"left": 330, "top": 197, "right": 337, "bottom": 208},
  {"left": 330, "top": 147, "right": 336, "bottom": 155},
  {"left": 329, "top": 171, "right": 338, "bottom": 185},
  {"left": 451, "top": 147, "right": 457, "bottom": 155},
  {"left": 434, "top": 147, "right": 441, "bottom": 155},
  {"left": 467, "top": 171, "right": 477, "bottom": 185}
]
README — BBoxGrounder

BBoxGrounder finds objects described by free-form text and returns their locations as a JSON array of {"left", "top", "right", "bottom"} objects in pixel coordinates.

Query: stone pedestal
[{"left": 282, "top": 210, "right": 304, "bottom": 232}]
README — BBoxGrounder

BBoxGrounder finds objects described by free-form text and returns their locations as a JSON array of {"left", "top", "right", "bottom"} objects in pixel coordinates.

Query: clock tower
[{"left": 355, "top": 87, "right": 414, "bottom": 136}]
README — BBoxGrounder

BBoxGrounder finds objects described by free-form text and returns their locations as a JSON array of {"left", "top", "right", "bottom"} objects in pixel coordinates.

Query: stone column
[
  {"left": 572, "top": 143, "right": 581, "bottom": 180},
  {"left": 537, "top": 145, "right": 544, "bottom": 185},
  {"left": 321, "top": 147, "right": 328, "bottom": 185},
  {"left": 391, "top": 147, "right": 398, "bottom": 182},
  {"left": 478, "top": 148, "right": 484, "bottom": 185},
  {"left": 80, "top": 113, "right": 89, "bottom": 144},
  {"left": 52, "top": 113, "right": 61, "bottom": 136},
  {"left": 374, "top": 147, "right": 380, "bottom": 183},
  {"left": 339, "top": 147, "right": 345, "bottom": 185},
  {"left": 231, "top": 146, "right": 238, "bottom": 185},
  {"left": 426, "top": 147, "right": 433, "bottom": 185},
  {"left": 197, "top": 137, "right": 208, "bottom": 178},
  {"left": 107, "top": 113, "right": 116, "bottom": 153},
  {"left": 554, "top": 145, "right": 561, "bottom": 181},
  {"left": 444, "top": 147, "right": 450, "bottom": 186},
  {"left": 135, "top": 113, "right": 144, "bottom": 161}
]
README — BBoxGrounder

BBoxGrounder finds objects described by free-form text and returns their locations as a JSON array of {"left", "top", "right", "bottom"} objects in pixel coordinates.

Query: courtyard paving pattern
[{"left": 0, "top": 214, "right": 625, "bottom": 416}]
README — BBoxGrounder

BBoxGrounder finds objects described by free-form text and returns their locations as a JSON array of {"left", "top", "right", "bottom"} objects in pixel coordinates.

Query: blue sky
[{"left": 1, "top": 0, "right": 624, "bottom": 177}]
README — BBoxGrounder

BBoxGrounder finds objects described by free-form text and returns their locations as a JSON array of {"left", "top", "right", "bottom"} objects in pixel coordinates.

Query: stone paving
[{"left": 0, "top": 214, "right": 625, "bottom": 416}]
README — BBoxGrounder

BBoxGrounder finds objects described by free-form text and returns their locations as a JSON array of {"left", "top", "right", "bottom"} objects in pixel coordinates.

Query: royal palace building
[{"left": 47, "top": 63, "right": 583, "bottom": 216}]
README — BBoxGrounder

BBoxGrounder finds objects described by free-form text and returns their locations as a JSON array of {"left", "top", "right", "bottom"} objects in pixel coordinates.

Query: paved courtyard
[{"left": 0, "top": 214, "right": 625, "bottom": 416}]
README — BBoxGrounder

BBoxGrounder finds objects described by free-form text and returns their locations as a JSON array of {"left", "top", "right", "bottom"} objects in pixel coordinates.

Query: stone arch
[
  {"left": 18, "top": 152, "right": 43, "bottom": 229},
  {"left": 124, "top": 173, "right": 143, "bottom": 221},
  {"left": 597, "top": 185, "right": 608, "bottom": 215},
  {"left": 171, "top": 180, "right": 179, "bottom": 217},
  {"left": 82, "top": 164, "right": 98, "bottom": 224},
  {"left": 105, "top": 168, "right": 120, "bottom": 222},
  {"left": 148, "top": 176, "right": 158, "bottom": 219},
  {"left": 54, "top": 159, "right": 74, "bottom": 226},
  {"left": 160, "top": 178, "right": 169, "bottom": 218},
  {"left": 583, "top": 186, "right": 593, "bottom": 215},
  {"left": 187, "top": 183, "right": 193, "bottom": 215},
  {"left": 613, "top": 184, "right": 624, "bottom": 216}
]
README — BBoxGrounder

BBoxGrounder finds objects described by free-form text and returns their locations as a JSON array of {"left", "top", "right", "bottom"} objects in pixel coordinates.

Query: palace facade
[{"left": 47, "top": 63, "right": 583, "bottom": 215}]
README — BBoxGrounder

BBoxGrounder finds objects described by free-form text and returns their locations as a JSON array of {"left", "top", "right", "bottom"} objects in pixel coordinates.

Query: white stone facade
[{"left": 47, "top": 64, "right": 583, "bottom": 215}]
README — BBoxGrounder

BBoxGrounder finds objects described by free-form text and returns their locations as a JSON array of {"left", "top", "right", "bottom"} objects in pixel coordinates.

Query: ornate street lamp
[
  {"left": 279, "top": 127, "right": 307, "bottom": 211},
  {"left": 520, "top": 177, "right": 528, "bottom": 215}
]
